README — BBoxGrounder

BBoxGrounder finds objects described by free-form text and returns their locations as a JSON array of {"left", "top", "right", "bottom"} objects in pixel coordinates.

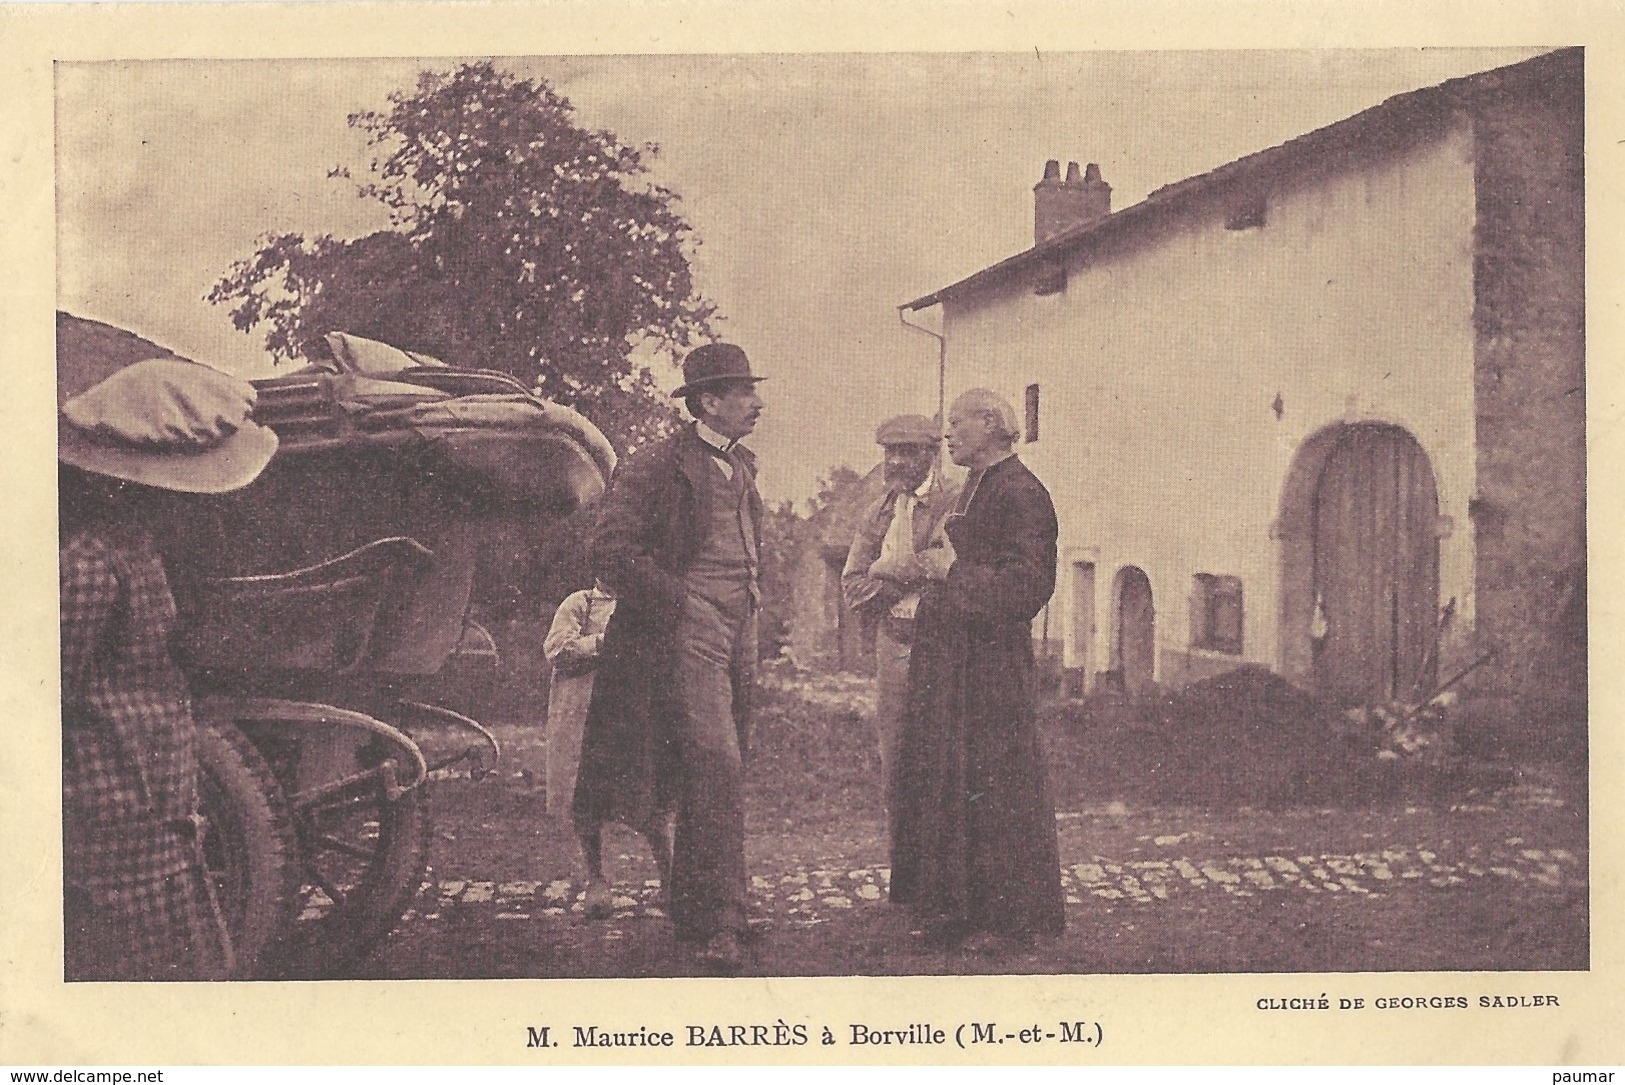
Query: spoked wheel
[
  {"left": 274, "top": 758, "right": 433, "bottom": 978},
  {"left": 194, "top": 719, "right": 303, "bottom": 979},
  {"left": 199, "top": 697, "right": 435, "bottom": 979}
]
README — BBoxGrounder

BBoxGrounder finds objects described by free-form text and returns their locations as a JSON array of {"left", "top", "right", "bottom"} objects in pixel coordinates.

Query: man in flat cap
[
  {"left": 842, "top": 414, "right": 960, "bottom": 852},
  {"left": 574, "top": 343, "right": 766, "bottom": 974}
]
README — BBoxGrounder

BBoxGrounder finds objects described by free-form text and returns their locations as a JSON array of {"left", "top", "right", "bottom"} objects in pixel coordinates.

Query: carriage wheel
[
  {"left": 270, "top": 744, "right": 434, "bottom": 979},
  {"left": 195, "top": 720, "right": 302, "bottom": 979},
  {"left": 195, "top": 698, "right": 436, "bottom": 979}
]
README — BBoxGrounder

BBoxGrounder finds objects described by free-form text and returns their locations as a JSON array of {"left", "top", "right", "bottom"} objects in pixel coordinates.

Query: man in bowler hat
[
  {"left": 841, "top": 414, "right": 960, "bottom": 849},
  {"left": 574, "top": 342, "right": 765, "bottom": 973}
]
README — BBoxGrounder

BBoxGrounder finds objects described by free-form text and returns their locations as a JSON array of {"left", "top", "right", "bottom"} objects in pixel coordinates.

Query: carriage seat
[{"left": 180, "top": 536, "right": 435, "bottom": 677}]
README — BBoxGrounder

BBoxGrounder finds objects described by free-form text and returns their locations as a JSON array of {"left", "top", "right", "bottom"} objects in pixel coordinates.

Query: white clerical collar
[{"left": 696, "top": 420, "right": 735, "bottom": 453}]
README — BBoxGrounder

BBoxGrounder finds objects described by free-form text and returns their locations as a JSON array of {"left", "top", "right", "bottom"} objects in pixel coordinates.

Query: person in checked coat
[
  {"left": 57, "top": 354, "right": 280, "bottom": 981},
  {"left": 570, "top": 343, "right": 766, "bottom": 974}
]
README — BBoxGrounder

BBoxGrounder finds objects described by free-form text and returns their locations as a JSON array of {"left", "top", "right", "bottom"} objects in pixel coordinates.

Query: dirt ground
[{"left": 334, "top": 669, "right": 1589, "bottom": 980}]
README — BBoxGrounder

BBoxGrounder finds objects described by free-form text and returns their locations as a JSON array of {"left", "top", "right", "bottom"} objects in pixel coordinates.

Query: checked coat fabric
[{"left": 60, "top": 514, "right": 228, "bottom": 981}]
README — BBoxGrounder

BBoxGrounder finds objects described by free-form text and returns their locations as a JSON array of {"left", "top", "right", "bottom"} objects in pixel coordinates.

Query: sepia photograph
[
  {"left": 46, "top": 43, "right": 1587, "bottom": 982},
  {"left": 3, "top": 1, "right": 1620, "bottom": 1067}
]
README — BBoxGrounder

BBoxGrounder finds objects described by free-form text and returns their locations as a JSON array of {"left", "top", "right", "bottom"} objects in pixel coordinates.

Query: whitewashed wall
[{"left": 939, "top": 121, "right": 1478, "bottom": 686}]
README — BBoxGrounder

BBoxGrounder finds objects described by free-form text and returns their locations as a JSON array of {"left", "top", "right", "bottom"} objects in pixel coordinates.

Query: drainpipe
[{"left": 897, "top": 304, "right": 947, "bottom": 472}]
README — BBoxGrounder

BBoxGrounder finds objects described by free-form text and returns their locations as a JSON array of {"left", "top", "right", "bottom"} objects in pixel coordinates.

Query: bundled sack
[{"left": 322, "top": 331, "right": 449, "bottom": 376}]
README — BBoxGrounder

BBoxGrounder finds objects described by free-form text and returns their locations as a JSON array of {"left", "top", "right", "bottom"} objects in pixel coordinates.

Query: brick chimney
[{"left": 1034, "top": 160, "right": 1111, "bottom": 245}]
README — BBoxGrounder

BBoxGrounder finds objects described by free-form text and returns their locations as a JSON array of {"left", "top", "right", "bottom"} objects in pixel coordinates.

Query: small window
[
  {"left": 1225, "top": 193, "right": 1267, "bottom": 231},
  {"left": 1033, "top": 258, "right": 1066, "bottom": 296},
  {"left": 1192, "top": 573, "right": 1244, "bottom": 654},
  {"left": 1024, "top": 384, "right": 1040, "bottom": 443}
]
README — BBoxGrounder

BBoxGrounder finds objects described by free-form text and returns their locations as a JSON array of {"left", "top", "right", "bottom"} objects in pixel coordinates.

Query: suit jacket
[
  {"left": 841, "top": 473, "right": 961, "bottom": 620},
  {"left": 572, "top": 423, "right": 762, "bottom": 825},
  {"left": 595, "top": 423, "right": 763, "bottom": 619}
]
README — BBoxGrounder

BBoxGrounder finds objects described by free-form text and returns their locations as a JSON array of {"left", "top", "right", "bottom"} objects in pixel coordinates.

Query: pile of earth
[
  {"left": 741, "top": 662, "right": 1519, "bottom": 817},
  {"left": 1042, "top": 665, "right": 1430, "bottom": 809}
]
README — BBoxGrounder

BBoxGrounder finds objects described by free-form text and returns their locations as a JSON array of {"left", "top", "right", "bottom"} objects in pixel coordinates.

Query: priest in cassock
[{"left": 889, "top": 387, "right": 1067, "bottom": 953}]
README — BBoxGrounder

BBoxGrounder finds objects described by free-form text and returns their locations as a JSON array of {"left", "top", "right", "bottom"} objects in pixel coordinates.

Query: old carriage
[{"left": 61, "top": 316, "right": 615, "bottom": 978}]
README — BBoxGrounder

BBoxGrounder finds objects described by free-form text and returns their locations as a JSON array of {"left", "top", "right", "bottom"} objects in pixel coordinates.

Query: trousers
[
  {"left": 668, "top": 578, "right": 757, "bottom": 941},
  {"left": 874, "top": 617, "right": 913, "bottom": 838}
]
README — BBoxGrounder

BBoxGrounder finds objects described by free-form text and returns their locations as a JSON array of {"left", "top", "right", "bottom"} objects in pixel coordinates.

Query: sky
[{"left": 56, "top": 47, "right": 1544, "bottom": 504}]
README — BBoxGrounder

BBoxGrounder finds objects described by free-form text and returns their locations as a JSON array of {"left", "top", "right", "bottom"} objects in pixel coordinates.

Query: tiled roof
[{"left": 901, "top": 47, "right": 1579, "bottom": 310}]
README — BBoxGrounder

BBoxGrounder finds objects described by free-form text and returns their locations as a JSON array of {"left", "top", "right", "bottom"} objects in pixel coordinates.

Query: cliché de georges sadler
[{"left": 1256, "top": 993, "right": 1562, "bottom": 1010}]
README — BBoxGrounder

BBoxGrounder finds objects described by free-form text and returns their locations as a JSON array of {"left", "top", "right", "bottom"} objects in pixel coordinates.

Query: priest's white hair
[{"left": 950, "top": 388, "right": 1021, "bottom": 445}]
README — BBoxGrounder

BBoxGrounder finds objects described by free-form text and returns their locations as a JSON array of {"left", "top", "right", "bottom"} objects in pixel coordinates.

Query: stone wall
[{"left": 1468, "top": 50, "right": 1587, "bottom": 738}]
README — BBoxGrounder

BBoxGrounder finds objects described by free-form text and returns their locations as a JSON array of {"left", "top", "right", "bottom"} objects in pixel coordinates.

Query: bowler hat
[
  {"left": 875, "top": 413, "right": 941, "bottom": 447},
  {"left": 58, "top": 355, "right": 278, "bottom": 494},
  {"left": 671, "top": 343, "right": 766, "bottom": 398}
]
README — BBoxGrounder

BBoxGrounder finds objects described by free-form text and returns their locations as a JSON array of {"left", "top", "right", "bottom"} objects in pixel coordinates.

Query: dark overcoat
[
  {"left": 889, "top": 454, "right": 1066, "bottom": 936},
  {"left": 570, "top": 423, "right": 762, "bottom": 828}
]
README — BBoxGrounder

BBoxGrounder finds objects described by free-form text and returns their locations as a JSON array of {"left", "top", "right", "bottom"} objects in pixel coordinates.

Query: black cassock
[{"left": 889, "top": 454, "right": 1066, "bottom": 937}]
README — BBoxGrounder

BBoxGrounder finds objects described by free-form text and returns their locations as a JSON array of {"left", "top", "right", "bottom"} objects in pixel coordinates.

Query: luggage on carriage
[{"left": 60, "top": 316, "right": 615, "bottom": 978}]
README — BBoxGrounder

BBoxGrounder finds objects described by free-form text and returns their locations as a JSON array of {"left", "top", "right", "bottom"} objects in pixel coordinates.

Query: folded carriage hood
[{"left": 251, "top": 366, "right": 617, "bottom": 512}]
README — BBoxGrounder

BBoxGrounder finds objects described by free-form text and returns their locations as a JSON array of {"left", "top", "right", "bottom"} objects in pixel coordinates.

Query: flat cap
[{"left": 875, "top": 413, "right": 941, "bottom": 446}]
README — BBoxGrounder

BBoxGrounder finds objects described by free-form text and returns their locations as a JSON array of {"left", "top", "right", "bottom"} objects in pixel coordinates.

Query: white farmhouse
[{"left": 901, "top": 49, "right": 1584, "bottom": 736}]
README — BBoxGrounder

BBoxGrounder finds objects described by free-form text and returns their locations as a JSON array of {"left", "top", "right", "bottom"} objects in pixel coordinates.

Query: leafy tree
[
  {"left": 757, "top": 498, "right": 804, "bottom": 662},
  {"left": 755, "top": 466, "right": 878, "bottom": 665},
  {"left": 208, "top": 61, "right": 716, "bottom": 451},
  {"left": 807, "top": 466, "right": 870, "bottom": 520}
]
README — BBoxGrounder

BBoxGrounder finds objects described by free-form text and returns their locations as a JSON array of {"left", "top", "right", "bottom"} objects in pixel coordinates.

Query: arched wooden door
[
  {"left": 1310, "top": 423, "right": 1440, "bottom": 705},
  {"left": 1114, "top": 566, "right": 1156, "bottom": 693}
]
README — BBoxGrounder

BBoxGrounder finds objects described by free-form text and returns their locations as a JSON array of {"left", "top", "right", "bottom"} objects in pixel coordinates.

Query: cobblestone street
[
  {"left": 313, "top": 789, "right": 1583, "bottom": 930},
  {"left": 327, "top": 731, "right": 1587, "bottom": 979}
]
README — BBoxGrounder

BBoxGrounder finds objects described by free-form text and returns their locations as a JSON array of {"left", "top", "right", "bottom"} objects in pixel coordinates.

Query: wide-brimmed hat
[
  {"left": 671, "top": 343, "right": 766, "bottom": 398},
  {"left": 875, "top": 413, "right": 941, "bottom": 447},
  {"left": 58, "top": 355, "right": 278, "bottom": 494}
]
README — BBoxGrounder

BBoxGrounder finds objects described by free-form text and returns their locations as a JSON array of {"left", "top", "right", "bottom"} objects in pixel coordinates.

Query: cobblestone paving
[{"left": 298, "top": 786, "right": 1583, "bottom": 928}]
